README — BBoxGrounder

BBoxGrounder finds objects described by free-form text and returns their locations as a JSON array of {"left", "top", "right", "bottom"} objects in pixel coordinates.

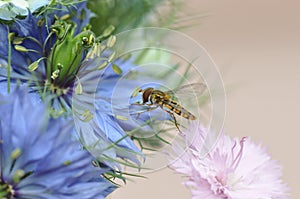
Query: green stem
[{"left": 7, "top": 26, "right": 11, "bottom": 94}]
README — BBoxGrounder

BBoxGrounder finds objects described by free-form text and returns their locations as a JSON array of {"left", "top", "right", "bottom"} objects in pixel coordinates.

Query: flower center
[
  {"left": 46, "top": 81, "right": 70, "bottom": 96},
  {"left": 47, "top": 19, "right": 96, "bottom": 88},
  {"left": 213, "top": 174, "right": 228, "bottom": 196},
  {"left": 0, "top": 180, "right": 15, "bottom": 199}
]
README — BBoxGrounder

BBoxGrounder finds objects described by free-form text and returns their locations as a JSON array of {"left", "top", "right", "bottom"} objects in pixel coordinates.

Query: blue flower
[
  {"left": 72, "top": 57, "right": 147, "bottom": 168},
  {"left": 0, "top": 88, "right": 116, "bottom": 198},
  {"left": 0, "top": 2, "right": 93, "bottom": 78},
  {"left": 0, "top": 2, "right": 145, "bottom": 169},
  {"left": 72, "top": 56, "right": 172, "bottom": 167}
]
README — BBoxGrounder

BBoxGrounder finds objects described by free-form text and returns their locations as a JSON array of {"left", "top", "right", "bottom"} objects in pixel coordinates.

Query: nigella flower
[
  {"left": 0, "top": 1, "right": 93, "bottom": 81},
  {"left": 0, "top": 1, "right": 145, "bottom": 169},
  {"left": 0, "top": 88, "right": 116, "bottom": 198},
  {"left": 72, "top": 56, "right": 147, "bottom": 168},
  {"left": 0, "top": 1, "right": 94, "bottom": 98},
  {"left": 169, "top": 124, "right": 290, "bottom": 199}
]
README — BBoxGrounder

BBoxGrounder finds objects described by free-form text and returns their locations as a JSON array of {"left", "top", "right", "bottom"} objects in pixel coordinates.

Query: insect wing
[{"left": 165, "top": 83, "right": 207, "bottom": 100}]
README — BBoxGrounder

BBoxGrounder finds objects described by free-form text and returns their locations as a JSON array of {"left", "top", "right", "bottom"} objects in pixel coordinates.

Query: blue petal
[{"left": 0, "top": 88, "right": 116, "bottom": 198}]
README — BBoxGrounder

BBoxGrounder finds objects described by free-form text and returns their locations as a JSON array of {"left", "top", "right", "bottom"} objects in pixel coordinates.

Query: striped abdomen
[
  {"left": 151, "top": 91, "right": 196, "bottom": 120},
  {"left": 162, "top": 100, "right": 196, "bottom": 120}
]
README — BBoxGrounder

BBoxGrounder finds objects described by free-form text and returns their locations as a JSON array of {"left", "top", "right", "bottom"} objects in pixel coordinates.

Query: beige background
[{"left": 111, "top": 0, "right": 300, "bottom": 198}]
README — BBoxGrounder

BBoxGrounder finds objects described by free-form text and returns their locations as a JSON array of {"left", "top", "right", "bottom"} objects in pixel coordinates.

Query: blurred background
[{"left": 109, "top": 0, "right": 300, "bottom": 198}]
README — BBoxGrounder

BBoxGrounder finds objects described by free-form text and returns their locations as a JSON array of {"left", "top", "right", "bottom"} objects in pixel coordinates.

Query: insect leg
[
  {"left": 165, "top": 110, "right": 183, "bottom": 135},
  {"left": 130, "top": 103, "right": 158, "bottom": 119}
]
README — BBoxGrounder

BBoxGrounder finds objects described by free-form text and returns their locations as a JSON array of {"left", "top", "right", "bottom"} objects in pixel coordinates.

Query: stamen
[
  {"left": 131, "top": 87, "right": 141, "bottom": 97},
  {"left": 92, "top": 160, "right": 99, "bottom": 167},
  {"left": 74, "top": 76, "right": 82, "bottom": 95},
  {"left": 28, "top": 57, "right": 46, "bottom": 71},
  {"left": 106, "top": 35, "right": 116, "bottom": 48},
  {"left": 12, "top": 169, "right": 25, "bottom": 183},
  {"left": 231, "top": 137, "right": 247, "bottom": 170},
  {"left": 231, "top": 140, "right": 237, "bottom": 164},
  {"left": 14, "top": 45, "right": 39, "bottom": 53},
  {"left": 86, "top": 43, "right": 102, "bottom": 59},
  {"left": 81, "top": 110, "right": 94, "bottom": 122},
  {"left": 97, "top": 61, "right": 108, "bottom": 70},
  {"left": 49, "top": 108, "right": 65, "bottom": 118},
  {"left": 11, "top": 148, "right": 21, "bottom": 160},
  {"left": 115, "top": 115, "right": 128, "bottom": 121},
  {"left": 63, "top": 160, "right": 72, "bottom": 166},
  {"left": 37, "top": 18, "right": 45, "bottom": 27},
  {"left": 0, "top": 182, "right": 15, "bottom": 199},
  {"left": 10, "top": 148, "right": 22, "bottom": 172},
  {"left": 112, "top": 63, "right": 122, "bottom": 75},
  {"left": 108, "top": 51, "right": 116, "bottom": 63},
  {"left": 102, "top": 25, "right": 115, "bottom": 38},
  {"left": 60, "top": 14, "right": 71, "bottom": 21},
  {"left": 12, "top": 37, "right": 24, "bottom": 45}
]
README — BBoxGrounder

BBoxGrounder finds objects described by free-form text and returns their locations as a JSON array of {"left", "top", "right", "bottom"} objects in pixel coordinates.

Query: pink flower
[{"left": 169, "top": 124, "right": 290, "bottom": 199}]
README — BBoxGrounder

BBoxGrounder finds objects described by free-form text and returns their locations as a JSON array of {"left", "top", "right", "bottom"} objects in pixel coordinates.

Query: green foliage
[{"left": 87, "top": 0, "right": 163, "bottom": 35}]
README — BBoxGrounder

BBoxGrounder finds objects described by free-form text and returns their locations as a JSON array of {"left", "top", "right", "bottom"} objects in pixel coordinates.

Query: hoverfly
[{"left": 130, "top": 83, "right": 207, "bottom": 133}]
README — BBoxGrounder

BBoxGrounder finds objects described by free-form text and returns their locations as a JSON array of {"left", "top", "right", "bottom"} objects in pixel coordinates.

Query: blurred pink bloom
[{"left": 169, "top": 124, "right": 290, "bottom": 199}]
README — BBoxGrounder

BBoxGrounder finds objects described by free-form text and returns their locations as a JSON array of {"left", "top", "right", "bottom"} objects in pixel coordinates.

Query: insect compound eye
[{"left": 142, "top": 88, "right": 153, "bottom": 103}]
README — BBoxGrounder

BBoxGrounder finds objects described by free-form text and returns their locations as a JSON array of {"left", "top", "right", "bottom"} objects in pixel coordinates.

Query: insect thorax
[{"left": 150, "top": 90, "right": 167, "bottom": 104}]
